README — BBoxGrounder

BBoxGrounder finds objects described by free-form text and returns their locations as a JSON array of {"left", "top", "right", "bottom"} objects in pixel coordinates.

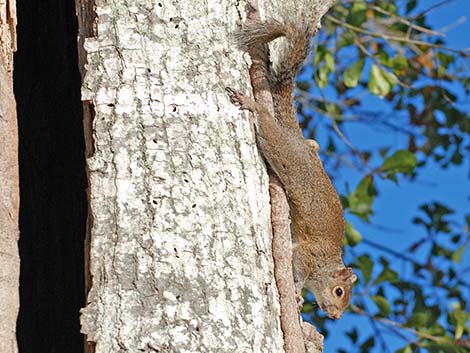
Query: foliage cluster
[{"left": 299, "top": 1, "right": 470, "bottom": 352}]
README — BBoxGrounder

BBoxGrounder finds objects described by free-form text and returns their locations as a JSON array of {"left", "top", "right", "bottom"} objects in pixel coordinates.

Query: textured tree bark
[
  {"left": 0, "top": 1, "right": 18, "bottom": 352},
  {"left": 269, "top": 176, "right": 308, "bottom": 353},
  {"left": 79, "top": 0, "right": 281, "bottom": 351},
  {"left": 79, "top": 0, "right": 335, "bottom": 352}
]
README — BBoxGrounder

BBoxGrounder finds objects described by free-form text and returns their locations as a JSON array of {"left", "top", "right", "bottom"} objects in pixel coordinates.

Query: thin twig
[
  {"left": 413, "top": 0, "right": 455, "bottom": 20},
  {"left": 330, "top": 117, "right": 373, "bottom": 170},
  {"left": 351, "top": 305, "right": 444, "bottom": 343},
  {"left": 326, "top": 15, "right": 470, "bottom": 57},
  {"left": 371, "top": 5, "right": 444, "bottom": 37},
  {"left": 353, "top": 36, "right": 412, "bottom": 89},
  {"left": 439, "top": 16, "right": 467, "bottom": 34},
  {"left": 369, "top": 316, "right": 392, "bottom": 353},
  {"left": 309, "top": 89, "right": 379, "bottom": 173},
  {"left": 361, "top": 238, "right": 424, "bottom": 267},
  {"left": 383, "top": 322, "right": 426, "bottom": 348}
]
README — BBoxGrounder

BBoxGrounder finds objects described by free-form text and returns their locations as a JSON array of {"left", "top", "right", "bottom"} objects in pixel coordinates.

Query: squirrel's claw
[
  {"left": 225, "top": 87, "right": 251, "bottom": 110},
  {"left": 225, "top": 87, "right": 241, "bottom": 105},
  {"left": 296, "top": 293, "right": 305, "bottom": 312}
]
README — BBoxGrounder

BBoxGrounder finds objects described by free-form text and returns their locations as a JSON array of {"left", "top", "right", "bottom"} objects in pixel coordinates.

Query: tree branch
[
  {"left": 370, "top": 5, "right": 444, "bottom": 37},
  {"left": 326, "top": 15, "right": 470, "bottom": 57},
  {"left": 351, "top": 305, "right": 445, "bottom": 343}
]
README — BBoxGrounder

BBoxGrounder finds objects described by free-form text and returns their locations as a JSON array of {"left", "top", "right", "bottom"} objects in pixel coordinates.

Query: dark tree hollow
[{"left": 14, "top": 1, "right": 87, "bottom": 352}]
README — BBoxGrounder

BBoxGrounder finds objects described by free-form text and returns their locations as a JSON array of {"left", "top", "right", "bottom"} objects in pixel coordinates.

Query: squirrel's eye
[{"left": 334, "top": 287, "right": 343, "bottom": 297}]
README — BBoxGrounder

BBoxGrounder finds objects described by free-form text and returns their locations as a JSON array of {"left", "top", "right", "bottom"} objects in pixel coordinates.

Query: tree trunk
[
  {"left": 79, "top": 0, "right": 335, "bottom": 352},
  {"left": 0, "top": 1, "right": 19, "bottom": 352}
]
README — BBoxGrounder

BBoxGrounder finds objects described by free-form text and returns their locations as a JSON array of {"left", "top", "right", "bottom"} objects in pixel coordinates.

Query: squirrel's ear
[
  {"left": 350, "top": 273, "right": 358, "bottom": 283},
  {"left": 345, "top": 267, "right": 358, "bottom": 283},
  {"left": 334, "top": 267, "right": 354, "bottom": 281}
]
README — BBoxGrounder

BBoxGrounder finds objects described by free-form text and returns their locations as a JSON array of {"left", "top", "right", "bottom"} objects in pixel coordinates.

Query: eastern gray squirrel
[{"left": 226, "top": 18, "right": 357, "bottom": 319}]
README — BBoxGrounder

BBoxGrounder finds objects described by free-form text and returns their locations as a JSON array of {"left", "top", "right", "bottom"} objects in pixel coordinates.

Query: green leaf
[
  {"left": 368, "top": 64, "right": 398, "bottom": 97},
  {"left": 396, "top": 345, "right": 412, "bottom": 353},
  {"left": 377, "top": 2, "right": 397, "bottom": 14},
  {"left": 407, "top": 311, "right": 431, "bottom": 328},
  {"left": 313, "top": 45, "right": 327, "bottom": 67},
  {"left": 356, "top": 254, "right": 373, "bottom": 283},
  {"left": 345, "top": 221, "right": 362, "bottom": 246},
  {"left": 326, "top": 103, "right": 342, "bottom": 118},
  {"left": 344, "top": 58, "right": 364, "bottom": 88},
  {"left": 296, "top": 80, "right": 310, "bottom": 91},
  {"left": 449, "top": 308, "right": 468, "bottom": 340},
  {"left": 346, "top": 1, "right": 367, "bottom": 27},
  {"left": 316, "top": 65, "right": 329, "bottom": 88},
  {"left": 337, "top": 30, "right": 355, "bottom": 49},
  {"left": 326, "top": 136, "right": 337, "bottom": 153},
  {"left": 387, "top": 56, "right": 409, "bottom": 74},
  {"left": 371, "top": 295, "right": 391, "bottom": 317},
  {"left": 424, "top": 341, "right": 468, "bottom": 353},
  {"left": 437, "top": 52, "right": 455, "bottom": 68},
  {"left": 348, "top": 175, "right": 376, "bottom": 221},
  {"left": 406, "top": 0, "right": 417, "bottom": 13},
  {"left": 380, "top": 150, "right": 417, "bottom": 176},
  {"left": 359, "top": 336, "right": 375, "bottom": 351},
  {"left": 324, "top": 51, "right": 335, "bottom": 72},
  {"left": 346, "top": 328, "right": 359, "bottom": 344},
  {"left": 450, "top": 149, "right": 463, "bottom": 165},
  {"left": 373, "top": 267, "right": 399, "bottom": 285},
  {"left": 432, "top": 244, "right": 453, "bottom": 259},
  {"left": 408, "top": 304, "right": 440, "bottom": 328},
  {"left": 425, "top": 323, "right": 446, "bottom": 337},
  {"left": 451, "top": 245, "right": 465, "bottom": 263},
  {"left": 377, "top": 50, "right": 390, "bottom": 66},
  {"left": 301, "top": 302, "right": 315, "bottom": 314}
]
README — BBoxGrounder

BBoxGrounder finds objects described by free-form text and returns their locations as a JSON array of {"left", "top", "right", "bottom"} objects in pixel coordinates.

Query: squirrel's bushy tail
[
  {"left": 235, "top": 19, "right": 312, "bottom": 133},
  {"left": 235, "top": 19, "right": 313, "bottom": 88}
]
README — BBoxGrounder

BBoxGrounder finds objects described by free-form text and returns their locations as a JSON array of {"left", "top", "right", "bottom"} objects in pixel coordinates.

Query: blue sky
[{"left": 305, "top": 1, "right": 470, "bottom": 352}]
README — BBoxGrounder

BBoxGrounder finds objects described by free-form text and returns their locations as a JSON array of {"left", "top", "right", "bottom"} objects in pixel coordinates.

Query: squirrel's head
[{"left": 305, "top": 267, "right": 357, "bottom": 320}]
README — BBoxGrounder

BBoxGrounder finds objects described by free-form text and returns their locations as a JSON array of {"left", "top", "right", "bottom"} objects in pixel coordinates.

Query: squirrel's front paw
[
  {"left": 225, "top": 87, "right": 245, "bottom": 107},
  {"left": 296, "top": 293, "right": 305, "bottom": 312},
  {"left": 225, "top": 87, "right": 257, "bottom": 113},
  {"left": 305, "top": 139, "right": 320, "bottom": 152}
]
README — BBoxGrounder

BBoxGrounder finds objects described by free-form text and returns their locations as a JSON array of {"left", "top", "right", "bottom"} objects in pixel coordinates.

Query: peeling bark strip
[
  {"left": 0, "top": 0, "right": 16, "bottom": 71},
  {"left": 79, "top": 0, "right": 284, "bottom": 352},
  {"left": 270, "top": 175, "right": 323, "bottom": 353},
  {"left": 75, "top": 2, "right": 97, "bottom": 352},
  {"left": 0, "top": 58, "right": 19, "bottom": 353},
  {"left": 242, "top": 1, "right": 336, "bottom": 352},
  {"left": 269, "top": 176, "right": 307, "bottom": 353},
  {"left": 0, "top": 2, "right": 19, "bottom": 352}
]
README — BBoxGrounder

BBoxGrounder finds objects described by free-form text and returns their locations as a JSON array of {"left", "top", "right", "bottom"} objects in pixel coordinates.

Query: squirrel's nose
[{"left": 330, "top": 312, "right": 341, "bottom": 320}]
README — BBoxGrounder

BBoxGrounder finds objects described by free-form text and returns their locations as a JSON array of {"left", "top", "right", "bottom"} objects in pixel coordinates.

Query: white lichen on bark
[{"left": 80, "top": 0, "right": 283, "bottom": 352}]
